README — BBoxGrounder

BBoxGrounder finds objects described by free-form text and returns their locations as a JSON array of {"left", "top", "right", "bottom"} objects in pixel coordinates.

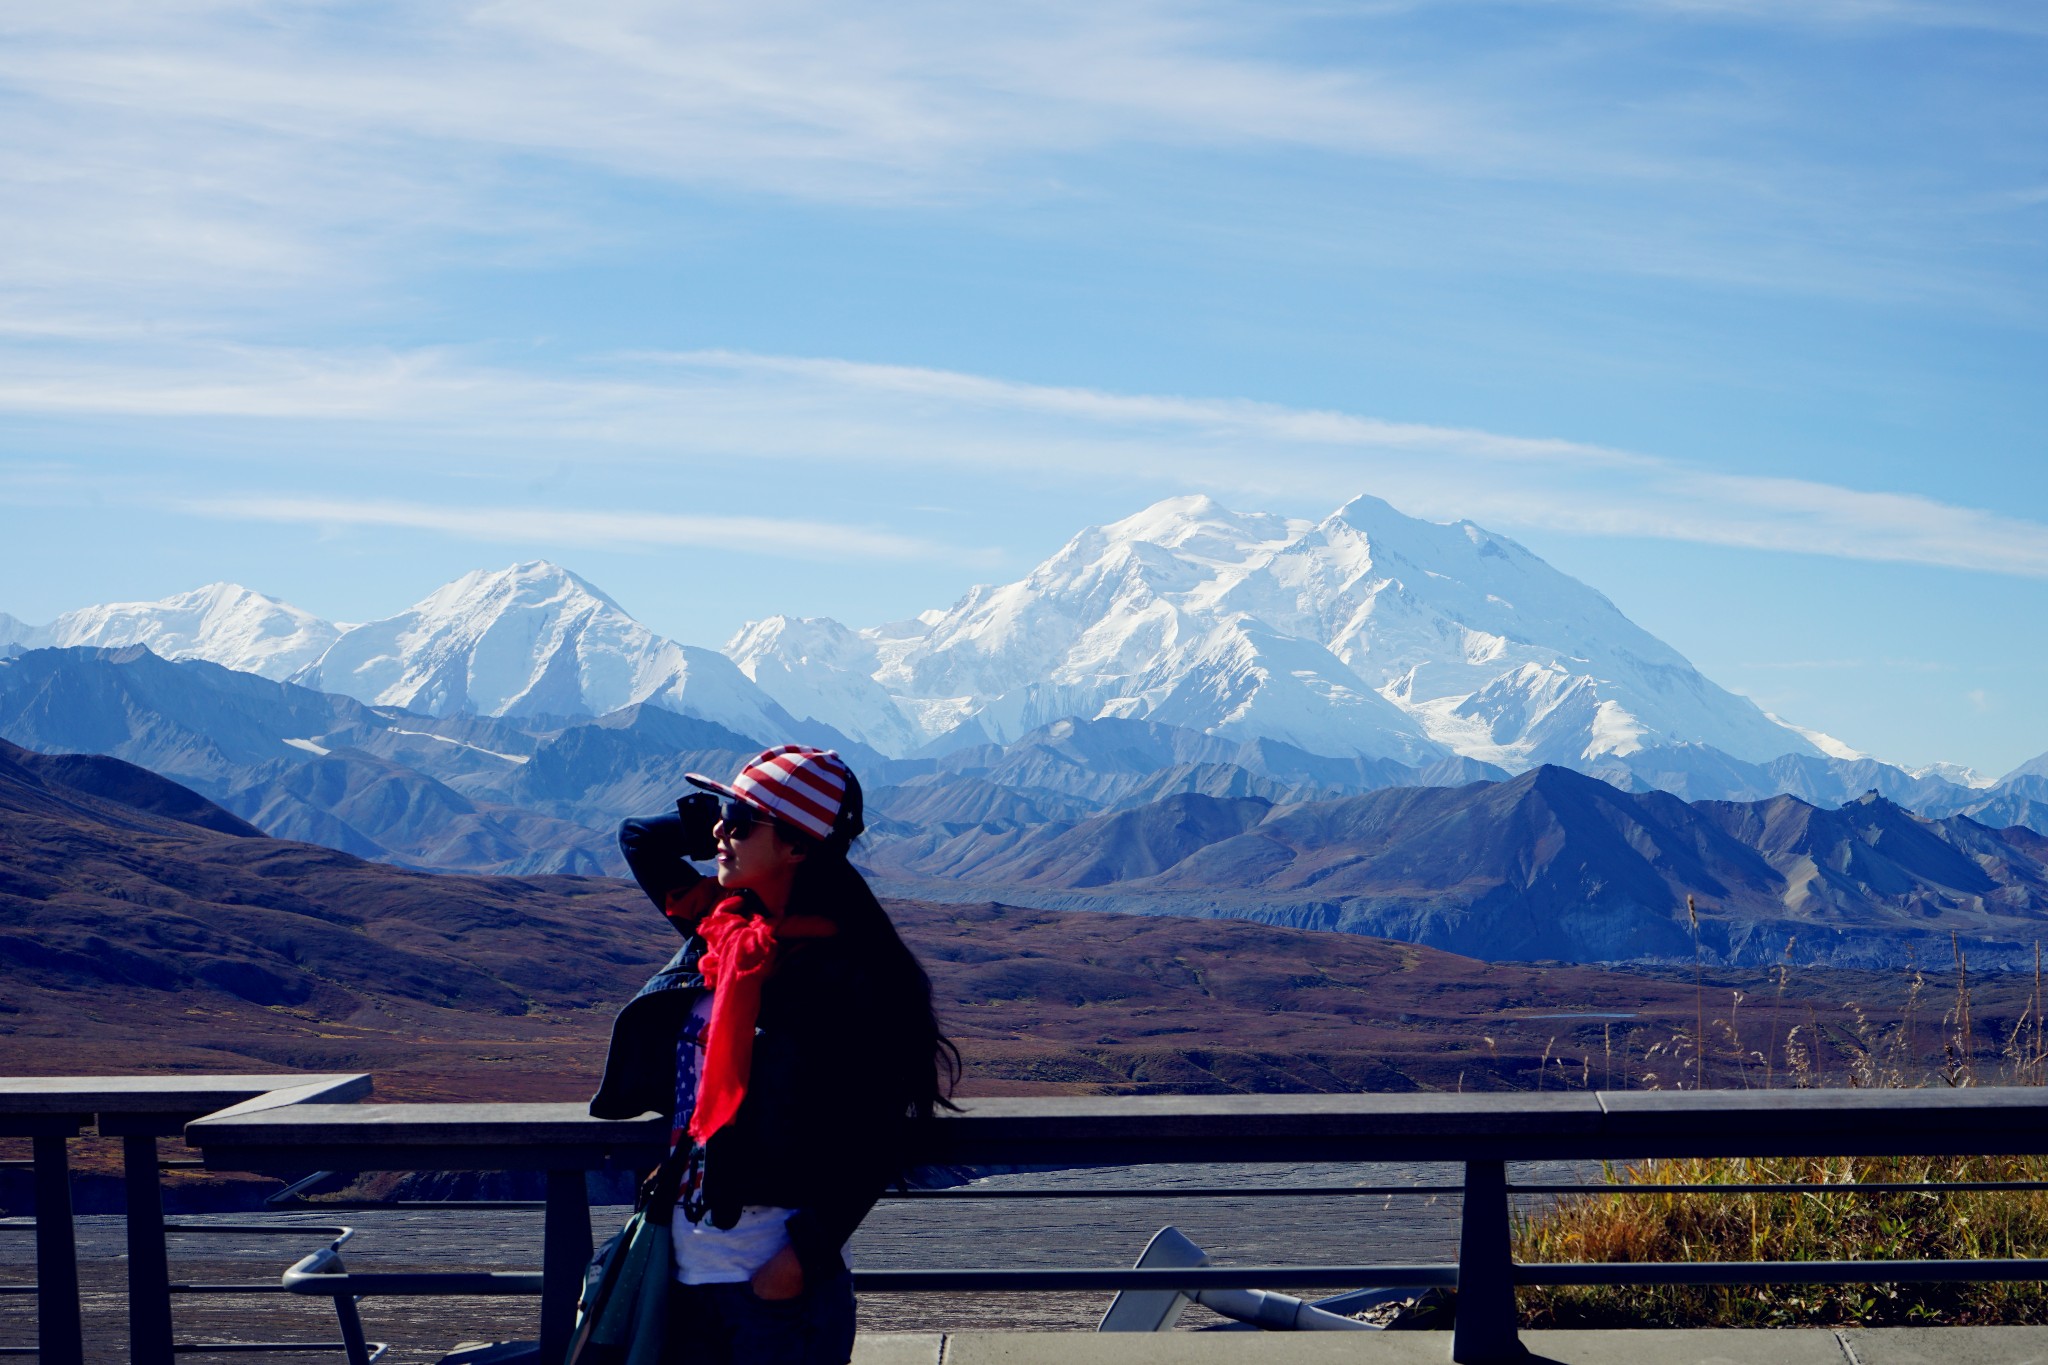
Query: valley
[
  {"left": 4, "top": 645, "right": 2045, "bottom": 968},
  {"left": 1, "top": 735, "right": 2030, "bottom": 1112}
]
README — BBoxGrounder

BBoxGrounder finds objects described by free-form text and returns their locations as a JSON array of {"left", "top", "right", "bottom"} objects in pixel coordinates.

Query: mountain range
[
  {"left": 0, "top": 582, "right": 340, "bottom": 679},
  {"left": 7, "top": 730, "right": 2038, "bottom": 1176},
  {"left": 864, "top": 764, "right": 2048, "bottom": 969},
  {"left": 9, "top": 490, "right": 2048, "bottom": 969},
  {"left": 12, "top": 493, "right": 1983, "bottom": 782},
  {"left": 733, "top": 494, "right": 1857, "bottom": 769},
  {"left": 4, "top": 732, "right": 1801, "bottom": 1107},
  {"left": 0, "top": 644, "right": 1488, "bottom": 877},
  {"left": 6, "top": 643, "right": 2048, "bottom": 968}
]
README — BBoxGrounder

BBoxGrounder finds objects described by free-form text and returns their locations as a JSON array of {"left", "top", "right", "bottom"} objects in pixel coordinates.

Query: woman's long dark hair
[{"left": 784, "top": 835, "right": 962, "bottom": 1119}]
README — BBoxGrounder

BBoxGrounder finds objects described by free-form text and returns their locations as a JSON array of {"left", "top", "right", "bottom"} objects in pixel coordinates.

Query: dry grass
[
  {"left": 1511, "top": 935, "right": 2048, "bottom": 1327},
  {"left": 1515, "top": 1154, "right": 2048, "bottom": 1327}
]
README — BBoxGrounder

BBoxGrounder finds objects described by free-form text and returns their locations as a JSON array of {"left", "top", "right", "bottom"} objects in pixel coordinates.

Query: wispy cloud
[
  {"left": 6, "top": 340, "right": 2045, "bottom": 580},
  {"left": 1736, "top": 658, "right": 1954, "bottom": 673},
  {"left": 0, "top": 1, "right": 1519, "bottom": 318},
  {"left": 4, "top": 0, "right": 2036, "bottom": 329},
  {"left": 167, "top": 494, "right": 985, "bottom": 566},
  {"left": 1549, "top": 0, "right": 2048, "bottom": 33},
  {"left": 664, "top": 351, "right": 1658, "bottom": 468},
  {"left": 0, "top": 4, "right": 1509, "bottom": 187}
]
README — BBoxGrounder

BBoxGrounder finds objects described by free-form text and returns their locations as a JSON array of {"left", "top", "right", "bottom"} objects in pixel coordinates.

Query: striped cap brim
[{"left": 685, "top": 745, "right": 850, "bottom": 841}]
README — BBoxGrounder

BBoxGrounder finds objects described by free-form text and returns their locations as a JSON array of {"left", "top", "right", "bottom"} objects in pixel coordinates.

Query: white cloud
[
  {"left": 5, "top": 338, "right": 2045, "bottom": 580},
  {"left": 664, "top": 351, "right": 1658, "bottom": 468},
  {"left": 6, "top": 0, "right": 2030, "bottom": 329},
  {"left": 1569, "top": 0, "right": 2048, "bottom": 32},
  {"left": 167, "top": 493, "right": 983, "bottom": 565},
  {"left": 0, "top": 3, "right": 1501, "bottom": 179},
  {"left": 0, "top": 0, "right": 1524, "bottom": 319}
]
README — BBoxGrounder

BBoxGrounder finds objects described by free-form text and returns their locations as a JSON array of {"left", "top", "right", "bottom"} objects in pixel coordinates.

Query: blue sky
[{"left": 1, "top": 1, "right": 2043, "bottom": 775}]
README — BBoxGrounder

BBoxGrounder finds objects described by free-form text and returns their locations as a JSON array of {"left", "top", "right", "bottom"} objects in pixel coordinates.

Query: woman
[{"left": 590, "top": 745, "right": 958, "bottom": 1364}]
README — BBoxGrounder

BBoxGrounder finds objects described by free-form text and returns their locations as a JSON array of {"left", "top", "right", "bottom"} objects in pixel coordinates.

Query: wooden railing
[
  {"left": 186, "top": 1086, "right": 2048, "bottom": 1363},
  {"left": 0, "top": 1074, "right": 371, "bottom": 1365},
  {"left": 17, "top": 1079, "right": 2048, "bottom": 1363}
]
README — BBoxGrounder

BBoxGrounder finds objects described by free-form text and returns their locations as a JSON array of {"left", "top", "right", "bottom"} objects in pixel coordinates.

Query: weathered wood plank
[
  {"left": 0, "top": 1074, "right": 370, "bottom": 1117},
  {"left": 1595, "top": 1087, "right": 2048, "bottom": 1158},
  {"left": 190, "top": 1101, "right": 659, "bottom": 1144},
  {"left": 181, "top": 1085, "right": 2048, "bottom": 1173}
]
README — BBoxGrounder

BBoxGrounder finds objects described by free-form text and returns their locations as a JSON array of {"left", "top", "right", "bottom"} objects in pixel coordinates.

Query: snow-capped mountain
[
  {"left": 2004, "top": 749, "right": 2048, "bottom": 785},
  {"left": 3, "top": 583, "right": 339, "bottom": 680},
  {"left": 0, "top": 493, "right": 1858, "bottom": 772},
  {"left": 1231, "top": 494, "right": 1827, "bottom": 767},
  {"left": 883, "top": 497, "right": 1449, "bottom": 761},
  {"left": 725, "top": 615, "right": 930, "bottom": 757},
  {"left": 733, "top": 498, "right": 1448, "bottom": 762},
  {"left": 0, "top": 613, "right": 34, "bottom": 648},
  {"left": 1909, "top": 761, "right": 1997, "bottom": 790},
  {"left": 297, "top": 562, "right": 804, "bottom": 737},
  {"left": 729, "top": 493, "right": 1837, "bottom": 767}
]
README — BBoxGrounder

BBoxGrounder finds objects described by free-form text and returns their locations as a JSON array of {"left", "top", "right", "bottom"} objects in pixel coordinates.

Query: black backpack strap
[{"left": 638, "top": 1140, "right": 702, "bottom": 1228}]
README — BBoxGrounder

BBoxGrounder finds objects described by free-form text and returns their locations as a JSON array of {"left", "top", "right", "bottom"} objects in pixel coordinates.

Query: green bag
[
  {"left": 567, "top": 1209, "right": 673, "bottom": 1365},
  {"left": 569, "top": 1142, "right": 693, "bottom": 1365}
]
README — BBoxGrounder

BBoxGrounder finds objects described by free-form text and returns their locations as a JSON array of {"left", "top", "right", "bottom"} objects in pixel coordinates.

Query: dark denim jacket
[{"left": 589, "top": 814, "right": 908, "bottom": 1287}]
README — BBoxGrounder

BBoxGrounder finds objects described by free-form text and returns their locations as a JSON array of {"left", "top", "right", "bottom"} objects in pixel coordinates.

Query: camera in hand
[{"left": 675, "top": 791, "right": 719, "bottom": 861}]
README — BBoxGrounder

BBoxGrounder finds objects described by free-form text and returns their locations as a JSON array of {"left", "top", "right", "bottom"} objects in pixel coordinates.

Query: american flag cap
[{"left": 685, "top": 745, "right": 861, "bottom": 843}]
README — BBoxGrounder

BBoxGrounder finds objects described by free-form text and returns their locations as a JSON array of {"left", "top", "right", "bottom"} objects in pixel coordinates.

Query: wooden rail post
[
  {"left": 30, "top": 1134, "right": 83, "bottom": 1365},
  {"left": 123, "top": 1134, "right": 175, "bottom": 1365},
  {"left": 540, "top": 1168, "right": 594, "bottom": 1365},
  {"left": 1452, "top": 1159, "right": 1524, "bottom": 1363}
]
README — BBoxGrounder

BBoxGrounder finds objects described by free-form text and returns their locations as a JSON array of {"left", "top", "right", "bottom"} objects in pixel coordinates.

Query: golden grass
[
  {"left": 1513, "top": 1155, "right": 2048, "bottom": 1326},
  {"left": 1506, "top": 935, "right": 2048, "bottom": 1326}
]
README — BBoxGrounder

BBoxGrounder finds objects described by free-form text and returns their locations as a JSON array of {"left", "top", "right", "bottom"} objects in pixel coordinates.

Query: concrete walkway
[{"left": 852, "top": 1327, "right": 2048, "bottom": 1364}]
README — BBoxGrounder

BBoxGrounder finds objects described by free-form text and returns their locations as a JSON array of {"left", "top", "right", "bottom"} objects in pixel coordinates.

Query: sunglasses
[{"left": 719, "top": 800, "right": 780, "bottom": 840}]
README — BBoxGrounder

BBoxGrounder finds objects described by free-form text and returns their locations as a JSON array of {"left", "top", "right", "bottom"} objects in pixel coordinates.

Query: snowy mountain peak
[
  {"left": 725, "top": 615, "right": 925, "bottom": 756},
  {"left": 0, "top": 612, "right": 35, "bottom": 648},
  {"left": 850, "top": 496, "right": 1450, "bottom": 761},
  {"left": 727, "top": 615, "right": 869, "bottom": 669},
  {"left": 300, "top": 562, "right": 799, "bottom": 738},
  {"left": 1766, "top": 714, "right": 1867, "bottom": 763},
  {"left": 1907, "top": 760, "right": 1996, "bottom": 790},
  {"left": 9, "top": 494, "right": 1880, "bottom": 775},
  {"left": 411, "top": 560, "right": 625, "bottom": 622},
  {"left": 31, "top": 581, "right": 340, "bottom": 680},
  {"left": 1287, "top": 499, "right": 1817, "bottom": 765},
  {"left": 2001, "top": 750, "right": 2048, "bottom": 785},
  {"left": 778, "top": 491, "right": 1842, "bottom": 767},
  {"left": 1099, "top": 494, "right": 1309, "bottom": 565}
]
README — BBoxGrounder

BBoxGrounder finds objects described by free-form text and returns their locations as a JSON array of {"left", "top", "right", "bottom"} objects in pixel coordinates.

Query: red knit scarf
[{"left": 686, "top": 896, "right": 837, "bottom": 1145}]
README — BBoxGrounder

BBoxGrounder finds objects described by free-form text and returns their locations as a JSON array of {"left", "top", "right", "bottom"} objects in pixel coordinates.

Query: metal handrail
[
  {"left": 281, "top": 1246, "right": 544, "bottom": 1300},
  {"left": 1522, "top": 1258, "right": 2048, "bottom": 1286},
  {"left": 856, "top": 1264, "right": 1459, "bottom": 1291},
  {"left": 269, "top": 1199, "right": 549, "bottom": 1211},
  {"left": 890, "top": 1177, "right": 2048, "bottom": 1198},
  {"left": 889, "top": 1183, "right": 1469, "bottom": 1198},
  {"left": 179, "top": 1087, "right": 2048, "bottom": 1364},
  {"left": 160, "top": 1224, "right": 387, "bottom": 1363}
]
